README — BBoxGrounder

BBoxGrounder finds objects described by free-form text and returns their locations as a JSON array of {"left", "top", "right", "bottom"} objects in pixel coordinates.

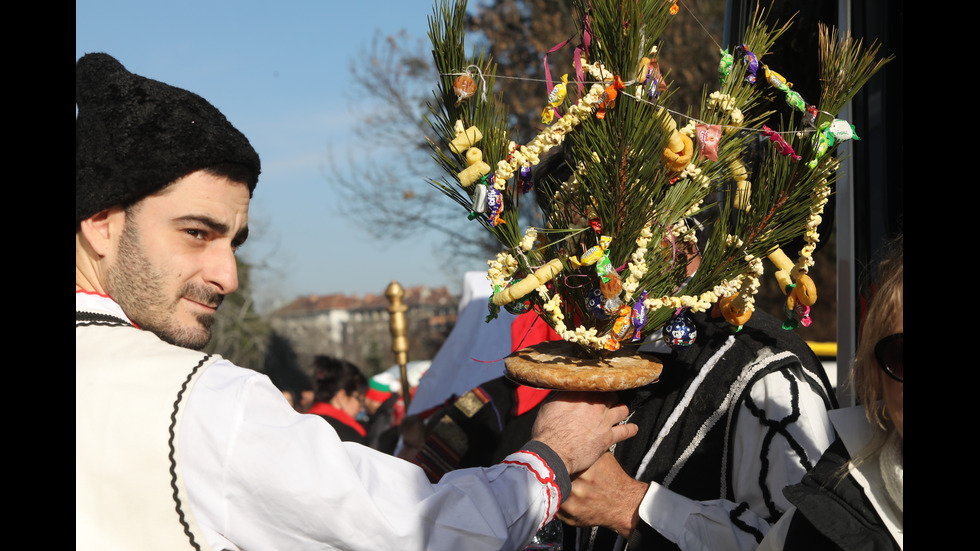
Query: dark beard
[{"left": 105, "top": 218, "right": 220, "bottom": 350}]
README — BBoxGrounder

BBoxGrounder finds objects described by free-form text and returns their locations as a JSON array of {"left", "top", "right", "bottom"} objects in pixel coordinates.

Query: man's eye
[{"left": 185, "top": 229, "right": 205, "bottom": 239}]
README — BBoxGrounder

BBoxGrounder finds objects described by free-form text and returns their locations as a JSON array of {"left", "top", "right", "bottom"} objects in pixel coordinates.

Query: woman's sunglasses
[{"left": 874, "top": 333, "right": 903, "bottom": 383}]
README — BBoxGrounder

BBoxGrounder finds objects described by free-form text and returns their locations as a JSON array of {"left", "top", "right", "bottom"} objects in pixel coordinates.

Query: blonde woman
[{"left": 760, "top": 236, "right": 903, "bottom": 550}]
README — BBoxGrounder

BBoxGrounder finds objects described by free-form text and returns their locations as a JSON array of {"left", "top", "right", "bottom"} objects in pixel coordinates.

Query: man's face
[{"left": 104, "top": 170, "right": 250, "bottom": 349}]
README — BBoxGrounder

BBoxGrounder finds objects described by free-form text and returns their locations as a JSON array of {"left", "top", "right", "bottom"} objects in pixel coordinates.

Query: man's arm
[{"left": 182, "top": 363, "right": 635, "bottom": 551}]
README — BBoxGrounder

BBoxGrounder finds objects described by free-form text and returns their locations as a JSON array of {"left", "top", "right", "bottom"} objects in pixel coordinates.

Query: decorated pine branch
[{"left": 424, "top": 0, "right": 890, "bottom": 361}]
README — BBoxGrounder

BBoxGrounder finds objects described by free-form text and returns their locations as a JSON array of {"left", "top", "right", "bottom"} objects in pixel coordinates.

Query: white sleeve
[
  {"left": 636, "top": 366, "right": 834, "bottom": 551},
  {"left": 181, "top": 362, "right": 563, "bottom": 551}
]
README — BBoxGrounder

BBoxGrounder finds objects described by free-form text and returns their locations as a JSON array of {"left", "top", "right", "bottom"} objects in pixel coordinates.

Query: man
[
  {"left": 75, "top": 53, "right": 636, "bottom": 551},
  {"left": 557, "top": 310, "right": 838, "bottom": 551}
]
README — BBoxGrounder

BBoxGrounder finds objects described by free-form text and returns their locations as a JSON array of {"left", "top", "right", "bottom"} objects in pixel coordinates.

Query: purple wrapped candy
[
  {"left": 631, "top": 290, "right": 648, "bottom": 341},
  {"left": 519, "top": 163, "right": 533, "bottom": 194},
  {"left": 662, "top": 309, "right": 697, "bottom": 350},
  {"left": 736, "top": 45, "right": 759, "bottom": 84},
  {"left": 486, "top": 182, "right": 505, "bottom": 226}
]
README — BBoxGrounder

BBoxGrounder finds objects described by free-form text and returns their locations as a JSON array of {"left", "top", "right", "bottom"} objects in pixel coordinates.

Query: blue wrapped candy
[
  {"left": 662, "top": 310, "right": 697, "bottom": 350},
  {"left": 586, "top": 286, "right": 611, "bottom": 320}
]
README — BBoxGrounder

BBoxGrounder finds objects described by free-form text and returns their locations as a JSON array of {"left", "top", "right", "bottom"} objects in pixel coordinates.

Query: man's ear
[{"left": 78, "top": 206, "right": 126, "bottom": 257}]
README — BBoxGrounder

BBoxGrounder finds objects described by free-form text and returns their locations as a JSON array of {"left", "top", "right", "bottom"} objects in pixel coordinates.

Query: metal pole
[{"left": 385, "top": 281, "right": 412, "bottom": 410}]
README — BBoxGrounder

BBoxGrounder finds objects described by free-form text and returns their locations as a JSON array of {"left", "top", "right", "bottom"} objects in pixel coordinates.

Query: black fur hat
[{"left": 75, "top": 53, "right": 261, "bottom": 227}]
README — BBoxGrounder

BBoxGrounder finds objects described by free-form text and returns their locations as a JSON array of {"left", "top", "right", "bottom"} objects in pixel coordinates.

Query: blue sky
[{"left": 77, "top": 0, "right": 489, "bottom": 309}]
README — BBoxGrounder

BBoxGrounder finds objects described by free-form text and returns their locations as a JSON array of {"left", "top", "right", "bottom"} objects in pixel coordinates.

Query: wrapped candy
[
  {"left": 595, "top": 252, "right": 614, "bottom": 283},
  {"left": 782, "top": 274, "right": 817, "bottom": 330},
  {"left": 807, "top": 124, "right": 834, "bottom": 169},
  {"left": 631, "top": 290, "right": 648, "bottom": 341},
  {"left": 764, "top": 64, "right": 792, "bottom": 91},
  {"left": 804, "top": 105, "right": 820, "bottom": 128},
  {"left": 486, "top": 180, "right": 505, "bottom": 226},
  {"left": 590, "top": 217, "right": 602, "bottom": 233},
  {"left": 663, "top": 309, "right": 697, "bottom": 350},
  {"left": 572, "top": 235, "right": 612, "bottom": 267},
  {"left": 519, "top": 163, "right": 533, "bottom": 194},
  {"left": 602, "top": 295, "right": 624, "bottom": 317},
  {"left": 608, "top": 306, "right": 635, "bottom": 345},
  {"left": 503, "top": 279, "right": 534, "bottom": 315},
  {"left": 761, "top": 125, "right": 801, "bottom": 160},
  {"left": 637, "top": 58, "right": 667, "bottom": 100},
  {"left": 470, "top": 180, "right": 488, "bottom": 214},
  {"left": 586, "top": 286, "right": 612, "bottom": 320},
  {"left": 695, "top": 124, "right": 722, "bottom": 161},
  {"left": 541, "top": 74, "right": 568, "bottom": 124},
  {"left": 602, "top": 306, "right": 635, "bottom": 351},
  {"left": 596, "top": 76, "right": 625, "bottom": 119},
  {"left": 736, "top": 45, "right": 759, "bottom": 84},
  {"left": 454, "top": 73, "right": 477, "bottom": 104},
  {"left": 784, "top": 90, "right": 806, "bottom": 112},
  {"left": 599, "top": 270, "right": 623, "bottom": 299},
  {"left": 828, "top": 119, "right": 860, "bottom": 141},
  {"left": 578, "top": 245, "right": 605, "bottom": 266},
  {"left": 718, "top": 49, "right": 733, "bottom": 84}
]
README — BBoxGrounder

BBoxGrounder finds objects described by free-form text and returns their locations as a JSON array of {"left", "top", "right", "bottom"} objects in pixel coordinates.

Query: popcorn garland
[
  {"left": 487, "top": 251, "right": 519, "bottom": 291},
  {"left": 794, "top": 176, "right": 832, "bottom": 277},
  {"left": 622, "top": 222, "right": 654, "bottom": 302},
  {"left": 493, "top": 60, "right": 613, "bottom": 185},
  {"left": 538, "top": 287, "right": 612, "bottom": 349}
]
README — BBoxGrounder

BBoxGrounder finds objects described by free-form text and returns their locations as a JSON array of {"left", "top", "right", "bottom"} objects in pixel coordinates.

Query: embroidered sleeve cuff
[{"left": 512, "top": 440, "right": 571, "bottom": 504}]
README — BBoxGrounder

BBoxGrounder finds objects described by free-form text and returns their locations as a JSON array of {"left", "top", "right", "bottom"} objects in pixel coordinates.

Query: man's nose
[{"left": 205, "top": 244, "right": 239, "bottom": 295}]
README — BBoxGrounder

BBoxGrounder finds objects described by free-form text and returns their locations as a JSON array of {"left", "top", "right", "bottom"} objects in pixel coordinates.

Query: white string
[{"left": 444, "top": 70, "right": 815, "bottom": 137}]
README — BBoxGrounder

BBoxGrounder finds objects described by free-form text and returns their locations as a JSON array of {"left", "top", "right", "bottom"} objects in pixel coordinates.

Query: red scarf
[{"left": 307, "top": 402, "right": 366, "bottom": 437}]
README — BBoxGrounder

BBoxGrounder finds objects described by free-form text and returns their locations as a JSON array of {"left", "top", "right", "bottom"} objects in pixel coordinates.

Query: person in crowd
[
  {"left": 759, "top": 236, "right": 903, "bottom": 550},
  {"left": 308, "top": 356, "right": 369, "bottom": 444},
  {"left": 75, "top": 52, "right": 637, "bottom": 550},
  {"left": 522, "top": 145, "right": 840, "bottom": 551},
  {"left": 555, "top": 305, "right": 838, "bottom": 551}
]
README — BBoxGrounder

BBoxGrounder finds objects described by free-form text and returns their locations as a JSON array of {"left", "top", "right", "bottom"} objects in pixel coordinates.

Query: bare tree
[{"left": 329, "top": 0, "right": 727, "bottom": 267}]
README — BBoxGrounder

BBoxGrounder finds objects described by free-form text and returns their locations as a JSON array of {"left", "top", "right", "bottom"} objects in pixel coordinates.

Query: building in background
[{"left": 269, "top": 286, "right": 458, "bottom": 376}]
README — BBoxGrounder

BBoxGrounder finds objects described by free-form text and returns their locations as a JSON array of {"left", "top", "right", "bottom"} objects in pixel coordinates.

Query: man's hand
[
  {"left": 530, "top": 392, "right": 637, "bottom": 476},
  {"left": 557, "top": 452, "right": 648, "bottom": 538}
]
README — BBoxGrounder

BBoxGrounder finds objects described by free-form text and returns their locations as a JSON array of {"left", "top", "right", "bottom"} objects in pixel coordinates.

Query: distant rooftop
[{"left": 271, "top": 286, "right": 457, "bottom": 317}]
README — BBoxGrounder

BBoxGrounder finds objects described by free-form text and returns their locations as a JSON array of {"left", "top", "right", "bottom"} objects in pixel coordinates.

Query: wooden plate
[{"left": 504, "top": 341, "right": 663, "bottom": 391}]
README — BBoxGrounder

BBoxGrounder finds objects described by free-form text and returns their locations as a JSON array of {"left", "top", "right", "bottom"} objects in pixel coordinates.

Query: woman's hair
[
  {"left": 312, "top": 356, "right": 367, "bottom": 404},
  {"left": 851, "top": 234, "right": 904, "bottom": 431}
]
